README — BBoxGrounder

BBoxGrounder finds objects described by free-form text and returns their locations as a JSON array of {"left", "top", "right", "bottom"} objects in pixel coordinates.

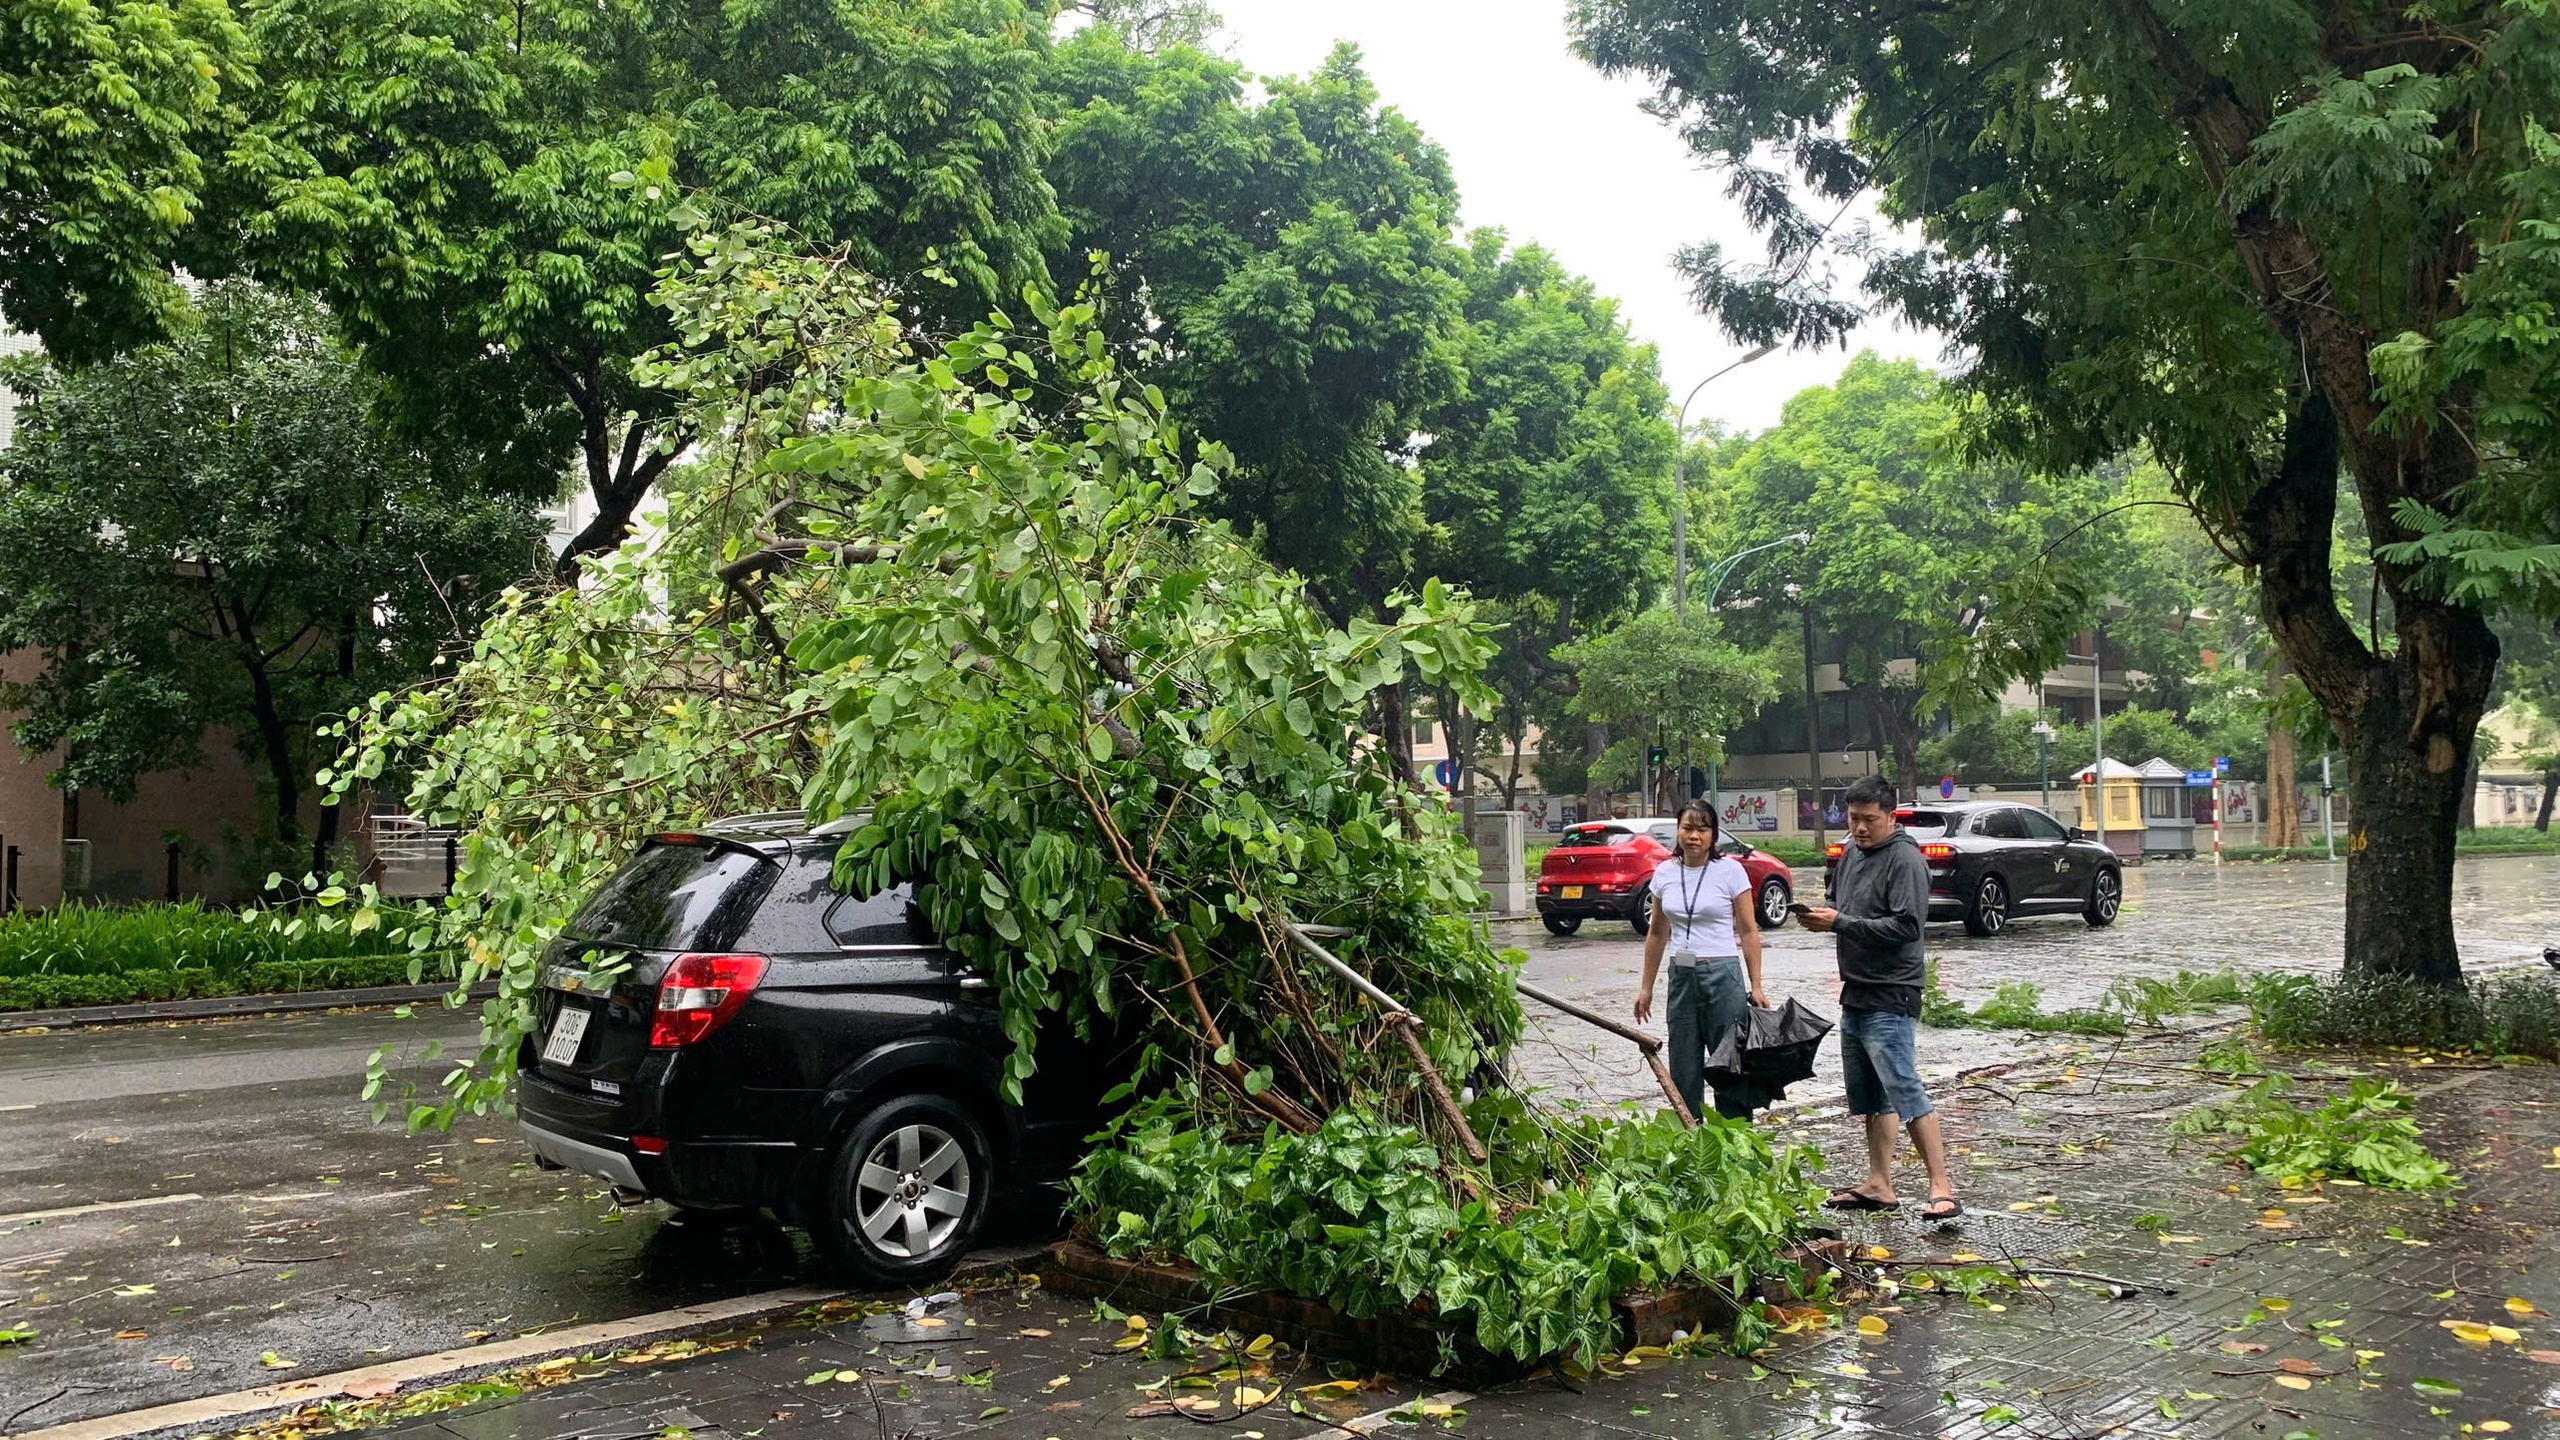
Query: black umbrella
[{"left": 1705, "top": 997, "right": 1836, "bottom": 1105}]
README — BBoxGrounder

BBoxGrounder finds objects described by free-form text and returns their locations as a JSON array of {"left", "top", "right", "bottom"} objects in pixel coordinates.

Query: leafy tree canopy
[
  {"left": 0, "top": 282, "right": 541, "bottom": 856},
  {"left": 1704, "top": 353, "right": 2115, "bottom": 784}
]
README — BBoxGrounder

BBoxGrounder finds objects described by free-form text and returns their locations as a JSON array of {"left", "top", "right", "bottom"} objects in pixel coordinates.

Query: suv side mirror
[{"left": 2068, "top": 827, "right": 2093, "bottom": 842}]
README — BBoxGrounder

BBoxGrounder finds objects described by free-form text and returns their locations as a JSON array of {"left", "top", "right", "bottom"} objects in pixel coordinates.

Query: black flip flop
[
  {"left": 1823, "top": 1188, "right": 1900, "bottom": 1212},
  {"left": 1919, "top": 1195, "right": 1964, "bottom": 1223}
]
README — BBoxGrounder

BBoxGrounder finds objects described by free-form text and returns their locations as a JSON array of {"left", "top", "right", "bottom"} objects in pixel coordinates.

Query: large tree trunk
[
  {"left": 2265, "top": 653, "right": 2302, "bottom": 849},
  {"left": 2246, "top": 392, "right": 2497, "bottom": 985},
  {"left": 2537, "top": 770, "right": 2556, "bottom": 833},
  {"left": 547, "top": 353, "right": 677, "bottom": 584}
]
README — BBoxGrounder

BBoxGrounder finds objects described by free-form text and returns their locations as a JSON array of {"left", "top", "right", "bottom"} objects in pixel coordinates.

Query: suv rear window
[
  {"left": 562, "top": 841, "right": 778, "bottom": 952},
  {"left": 1560, "top": 825, "right": 1635, "bottom": 847},
  {"left": 1895, "top": 810, "right": 1955, "bottom": 836}
]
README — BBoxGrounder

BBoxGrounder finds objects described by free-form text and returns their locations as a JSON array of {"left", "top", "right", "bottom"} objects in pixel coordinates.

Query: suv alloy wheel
[
  {"left": 1757, "top": 875, "right": 1791, "bottom": 929},
  {"left": 2084, "top": 868, "right": 2122, "bottom": 927},
  {"left": 815, "top": 1093, "right": 994, "bottom": 1286},
  {"left": 1963, "top": 873, "right": 2010, "bottom": 938}
]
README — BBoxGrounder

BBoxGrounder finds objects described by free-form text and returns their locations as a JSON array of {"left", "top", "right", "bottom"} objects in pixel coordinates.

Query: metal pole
[
  {"left": 2092, "top": 630, "right": 2107, "bottom": 851},
  {"left": 2038, "top": 726, "right": 2051, "bottom": 812},
  {"left": 2324, "top": 743, "right": 2344, "bottom": 855},
  {"left": 1673, "top": 450, "right": 1688, "bottom": 619},
  {"left": 1514, "top": 980, "right": 1697, "bottom": 1128},
  {"left": 1802, "top": 603, "right": 1824, "bottom": 853},
  {"left": 2212, "top": 776, "right": 2224, "bottom": 864},
  {"left": 1283, "top": 922, "right": 1487, "bottom": 1161}
]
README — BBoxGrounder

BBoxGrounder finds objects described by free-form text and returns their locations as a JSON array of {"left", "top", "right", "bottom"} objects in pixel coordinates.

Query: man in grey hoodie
[{"left": 1804, "top": 776, "right": 1958, "bottom": 1221}]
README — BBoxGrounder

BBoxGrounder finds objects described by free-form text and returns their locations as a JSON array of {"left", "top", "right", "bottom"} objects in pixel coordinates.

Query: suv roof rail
[{"left": 703, "top": 808, "right": 868, "bottom": 838}]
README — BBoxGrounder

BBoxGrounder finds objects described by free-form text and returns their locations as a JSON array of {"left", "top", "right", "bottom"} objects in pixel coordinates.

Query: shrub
[
  {"left": 2247, "top": 969, "right": 2560, "bottom": 1060},
  {"left": 0, "top": 952, "right": 455, "bottom": 1013},
  {"left": 0, "top": 901, "right": 420, "bottom": 980},
  {"left": 2104, "top": 969, "right": 2246, "bottom": 1026}
]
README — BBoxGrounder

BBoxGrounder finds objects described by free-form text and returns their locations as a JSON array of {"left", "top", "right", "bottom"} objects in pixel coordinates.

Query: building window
[{"left": 2144, "top": 787, "right": 2189, "bottom": 820}]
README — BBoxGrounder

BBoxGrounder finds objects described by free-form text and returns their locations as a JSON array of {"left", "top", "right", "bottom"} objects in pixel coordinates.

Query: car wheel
[
  {"left": 814, "top": 1093, "right": 993, "bottom": 1287},
  {"left": 1628, "top": 886, "right": 1653, "bottom": 937},
  {"left": 1541, "top": 915, "right": 1582, "bottom": 937},
  {"left": 2083, "top": 867, "right": 2121, "bottom": 928},
  {"left": 1757, "top": 875, "right": 1792, "bottom": 929},
  {"left": 1962, "top": 874, "right": 2010, "bottom": 938}
]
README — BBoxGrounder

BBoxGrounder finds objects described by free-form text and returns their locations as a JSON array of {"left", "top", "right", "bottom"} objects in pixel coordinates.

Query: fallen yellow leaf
[
  {"left": 2506, "top": 1297, "right": 2539, "bottom": 1316},
  {"left": 913, "top": 1317, "right": 947, "bottom": 1329},
  {"left": 1234, "top": 1386, "right": 1271, "bottom": 1408},
  {"left": 1836, "top": 1363, "right": 1868, "bottom": 1376},
  {"left": 1950, "top": 1251, "right": 1985, "bottom": 1262},
  {"left": 1857, "top": 1316, "right": 1888, "bottom": 1336},
  {"left": 2275, "top": 1376, "right": 2312, "bottom": 1391},
  {"left": 2489, "top": 1325, "right": 2522, "bottom": 1344},
  {"left": 2443, "top": 1321, "right": 2495, "bottom": 1344},
  {"left": 2480, "top": 1423, "right": 2511, "bottom": 1434},
  {"left": 2260, "top": 1298, "right": 2292, "bottom": 1312},
  {"left": 1866, "top": 1245, "right": 1892, "bottom": 1260}
]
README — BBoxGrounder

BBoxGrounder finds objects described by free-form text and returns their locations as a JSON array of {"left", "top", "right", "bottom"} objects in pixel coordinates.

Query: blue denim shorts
[{"left": 1840, "top": 1008, "right": 1933, "bottom": 1121}]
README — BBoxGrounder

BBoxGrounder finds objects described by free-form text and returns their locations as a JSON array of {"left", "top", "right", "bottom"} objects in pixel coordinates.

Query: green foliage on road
[
  {"left": 2173, "top": 1076, "right": 2454, "bottom": 1190},
  {"left": 1076, "top": 1097, "right": 1823, "bottom": 1366}
]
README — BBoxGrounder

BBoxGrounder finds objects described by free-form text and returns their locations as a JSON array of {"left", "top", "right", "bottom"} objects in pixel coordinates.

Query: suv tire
[
  {"left": 2083, "top": 867, "right": 2122, "bottom": 928},
  {"left": 814, "top": 1093, "right": 994, "bottom": 1287},
  {"left": 1962, "top": 873, "right": 2010, "bottom": 938},
  {"left": 1628, "top": 885, "right": 1654, "bottom": 937},
  {"left": 1541, "top": 915, "right": 1581, "bottom": 937}
]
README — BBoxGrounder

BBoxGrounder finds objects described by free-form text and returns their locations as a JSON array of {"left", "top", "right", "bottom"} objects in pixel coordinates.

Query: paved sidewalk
[{"left": 137, "top": 1025, "right": 2556, "bottom": 1440}]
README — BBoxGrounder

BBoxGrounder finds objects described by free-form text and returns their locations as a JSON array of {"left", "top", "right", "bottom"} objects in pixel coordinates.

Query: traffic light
[{"left": 1649, "top": 745, "right": 1667, "bottom": 767}]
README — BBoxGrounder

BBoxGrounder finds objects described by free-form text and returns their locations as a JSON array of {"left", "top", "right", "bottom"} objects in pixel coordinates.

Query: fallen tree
[{"left": 320, "top": 218, "right": 1823, "bottom": 1367}]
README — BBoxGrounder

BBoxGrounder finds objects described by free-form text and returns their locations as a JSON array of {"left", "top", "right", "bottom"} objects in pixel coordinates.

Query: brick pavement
[{"left": 215, "top": 1028, "right": 2560, "bottom": 1440}]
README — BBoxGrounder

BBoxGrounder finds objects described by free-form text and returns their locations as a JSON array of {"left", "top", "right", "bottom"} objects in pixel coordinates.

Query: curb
[
  {"left": 5, "top": 1247, "right": 1044, "bottom": 1440},
  {"left": 1, "top": 982, "right": 500, "bottom": 1032}
]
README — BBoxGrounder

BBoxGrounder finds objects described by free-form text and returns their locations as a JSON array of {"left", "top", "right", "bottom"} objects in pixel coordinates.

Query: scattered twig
[{"left": 237, "top": 1252, "right": 345, "bottom": 1265}]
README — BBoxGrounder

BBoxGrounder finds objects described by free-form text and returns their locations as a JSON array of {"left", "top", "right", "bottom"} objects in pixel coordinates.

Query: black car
[
  {"left": 1823, "top": 801, "right": 2123, "bottom": 937},
  {"left": 515, "top": 812, "right": 1121, "bottom": 1285}
]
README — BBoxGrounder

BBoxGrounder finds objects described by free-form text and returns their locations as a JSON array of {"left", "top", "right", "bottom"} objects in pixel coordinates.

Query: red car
[{"left": 1534, "top": 817, "right": 1797, "bottom": 937}]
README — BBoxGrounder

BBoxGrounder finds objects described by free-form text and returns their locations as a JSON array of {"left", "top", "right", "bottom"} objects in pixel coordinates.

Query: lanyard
[{"left": 1674, "top": 856, "right": 1713, "bottom": 938}]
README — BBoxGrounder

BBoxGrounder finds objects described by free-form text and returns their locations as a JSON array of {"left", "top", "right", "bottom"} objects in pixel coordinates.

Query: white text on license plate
[
  {"left": 542, "top": 1006, "right": 592, "bottom": 1067},
  {"left": 1560, "top": 885, "right": 1584, "bottom": 899}
]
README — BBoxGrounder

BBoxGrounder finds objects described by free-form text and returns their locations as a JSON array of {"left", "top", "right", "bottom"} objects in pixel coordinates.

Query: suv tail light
[
  {"left": 1825, "top": 843, "right": 1844, "bottom": 860},
  {"left": 649, "top": 952, "right": 769, "bottom": 1048},
  {"left": 1921, "top": 842, "right": 1957, "bottom": 861}
]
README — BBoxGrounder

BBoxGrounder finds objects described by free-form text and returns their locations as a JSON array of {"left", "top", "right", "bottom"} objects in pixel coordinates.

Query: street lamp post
[
  {"left": 1697, "top": 530, "right": 1813, "bottom": 808},
  {"left": 2031, "top": 719, "right": 2057, "bottom": 812},
  {"left": 1671, "top": 343, "right": 1778, "bottom": 618}
]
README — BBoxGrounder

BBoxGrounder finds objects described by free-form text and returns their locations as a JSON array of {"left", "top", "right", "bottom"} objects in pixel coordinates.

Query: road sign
[
  {"left": 1939, "top": 775, "right": 1957, "bottom": 799},
  {"left": 1433, "top": 759, "right": 1457, "bottom": 787},
  {"left": 2186, "top": 770, "right": 2215, "bottom": 787},
  {"left": 2213, "top": 755, "right": 2230, "bottom": 775}
]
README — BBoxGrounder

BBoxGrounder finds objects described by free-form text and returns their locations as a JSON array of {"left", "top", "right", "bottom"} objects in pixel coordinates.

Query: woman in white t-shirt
[{"left": 1633, "top": 799, "right": 1771, "bottom": 1121}]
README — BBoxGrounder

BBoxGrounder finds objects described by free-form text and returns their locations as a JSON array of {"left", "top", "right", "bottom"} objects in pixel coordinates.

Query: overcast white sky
[{"left": 1206, "top": 0, "right": 1942, "bottom": 436}]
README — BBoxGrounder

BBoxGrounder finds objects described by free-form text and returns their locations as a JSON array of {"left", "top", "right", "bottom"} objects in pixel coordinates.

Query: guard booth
[
  {"left": 2134, "top": 758, "right": 2198, "bottom": 858},
  {"left": 2073, "top": 758, "right": 2145, "bottom": 861}
]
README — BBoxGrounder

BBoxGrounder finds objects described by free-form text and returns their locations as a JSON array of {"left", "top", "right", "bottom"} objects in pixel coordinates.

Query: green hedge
[
  {"left": 2219, "top": 829, "right": 2557, "bottom": 863},
  {"left": 0, "top": 953, "right": 458, "bottom": 1014},
  {"left": 0, "top": 900, "right": 424, "bottom": 980}
]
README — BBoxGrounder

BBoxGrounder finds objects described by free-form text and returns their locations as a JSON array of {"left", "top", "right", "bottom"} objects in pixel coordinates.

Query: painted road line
[
  {"left": 11, "top": 1285, "right": 852, "bottom": 1440},
  {"left": 1336, "top": 1391, "right": 1475, "bottom": 1436},
  {"left": 0, "top": 1103, "right": 35, "bottom": 1112},
  {"left": 0, "top": 1192, "right": 202, "bottom": 1225}
]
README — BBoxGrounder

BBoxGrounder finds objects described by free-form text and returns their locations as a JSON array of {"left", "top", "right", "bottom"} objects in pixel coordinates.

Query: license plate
[
  {"left": 1560, "top": 885, "right": 1584, "bottom": 899},
  {"left": 541, "top": 1005, "right": 592, "bottom": 1067}
]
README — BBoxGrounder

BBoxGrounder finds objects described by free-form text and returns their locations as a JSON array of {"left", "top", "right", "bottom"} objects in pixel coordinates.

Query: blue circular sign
[{"left": 1939, "top": 775, "right": 1957, "bottom": 799}]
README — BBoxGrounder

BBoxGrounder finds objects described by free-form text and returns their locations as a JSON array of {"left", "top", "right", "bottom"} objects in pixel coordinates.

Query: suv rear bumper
[
  {"left": 1535, "top": 890, "right": 1643, "bottom": 921},
  {"left": 517, "top": 1065, "right": 810, "bottom": 1210}
]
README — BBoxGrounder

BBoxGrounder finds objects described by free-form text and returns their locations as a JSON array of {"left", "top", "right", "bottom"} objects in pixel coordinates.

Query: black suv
[
  {"left": 516, "top": 813, "right": 1119, "bottom": 1285},
  {"left": 1823, "top": 801, "right": 2124, "bottom": 938}
]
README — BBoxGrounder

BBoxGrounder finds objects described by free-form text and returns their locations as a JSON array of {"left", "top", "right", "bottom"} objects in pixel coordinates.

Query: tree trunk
[
  {"left": 1584, "top": 722, "right": 1612, "bottom": 819},
  {"left": 2537, "top": 770, "right": 2556, "bottom": 833},
  {"left": 241, "top": 657, "right": 303, "bottom": 846},
  {"left": 2266, "top": 652, "right": 2302, "bottom": 849},
  {"left": 1378, "top": 678, "right": 1417, "bottom": 784},
  {"left": 546, "top": 355, "right": 677, "bottom": 584},
  {"left": 1499, "top": 721, "right": 1525, "bottom": 809},
  {"left": 2245, "top": 392, "right": 2498, "bottom": 985}
]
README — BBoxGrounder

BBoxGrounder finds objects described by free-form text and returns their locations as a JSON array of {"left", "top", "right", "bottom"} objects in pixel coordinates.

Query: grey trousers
[{"left": 1667, "top": 955, "right": 1757, "bottom": 1120}]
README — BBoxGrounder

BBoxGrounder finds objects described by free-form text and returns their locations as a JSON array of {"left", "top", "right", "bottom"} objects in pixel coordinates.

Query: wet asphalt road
[
  {"left": 0, "top": 1008, "right": 821, "bottom": 1428},
  {"left": 2, "top": 852, "right": 2553, "bottom": 1429}
]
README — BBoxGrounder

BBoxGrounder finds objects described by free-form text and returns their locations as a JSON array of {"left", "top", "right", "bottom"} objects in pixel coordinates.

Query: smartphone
[{"left": 1786, "top": 901, "right": 1813, "bottom": 917}]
